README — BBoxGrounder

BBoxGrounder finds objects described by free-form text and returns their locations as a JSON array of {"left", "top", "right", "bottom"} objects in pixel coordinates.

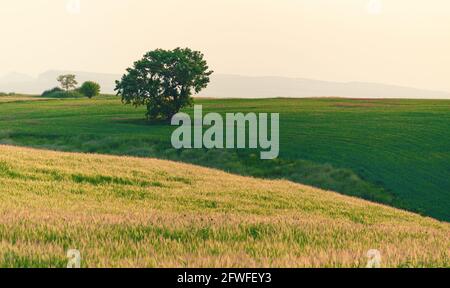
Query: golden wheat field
[{"left": 0, "top": 145, "right": 448, "bottom": 268}]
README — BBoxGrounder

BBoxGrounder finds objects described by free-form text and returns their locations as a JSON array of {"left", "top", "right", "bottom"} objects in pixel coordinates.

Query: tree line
[
  {"left": 42, "top": 75, "right": 101, "bottom": 99},
  {"left": 40, "top": 47, "right": 212, "bottom": 122}
]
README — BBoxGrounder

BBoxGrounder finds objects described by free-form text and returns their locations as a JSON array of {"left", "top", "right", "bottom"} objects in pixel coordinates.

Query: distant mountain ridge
[
  {"left": 1, "top": 70, "right": 449, "bottom": 99},
  {"left": 202, "top": 74, "right": 450, "bottom": 99}
]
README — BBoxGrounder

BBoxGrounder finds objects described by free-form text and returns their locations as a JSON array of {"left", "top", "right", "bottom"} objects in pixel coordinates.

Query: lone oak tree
[{"left": 115, "top": 48, "right": 213, "bottom": 121}]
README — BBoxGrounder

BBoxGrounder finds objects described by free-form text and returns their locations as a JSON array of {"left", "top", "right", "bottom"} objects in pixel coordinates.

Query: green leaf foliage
[{"left": 115, "top": 48, "right": 213, "bottom": 121}]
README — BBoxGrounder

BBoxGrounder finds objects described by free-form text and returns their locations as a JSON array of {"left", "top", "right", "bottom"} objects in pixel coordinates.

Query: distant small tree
[
  {"left": 57, "top": 74, "right": 78, "bottom": 91},
  {"left": 115, "top": 47, "right": 213, "bottom": 121},
  {"left": 79, "top": 81, "right": 101, "bottom": 98}
]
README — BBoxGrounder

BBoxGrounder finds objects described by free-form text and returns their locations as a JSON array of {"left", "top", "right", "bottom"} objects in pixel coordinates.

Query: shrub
[
  {"left": 44, "top": 90, "right": 84, "bottom": 99},
  {"left": 0, "top": 92, "right": 15, "bottom": 96},
  {"left": 79, "top": 81, "right": 101, "bottom": 98},
  {"left": 42, "top": 87, "right": 64, "bottom": 97}
]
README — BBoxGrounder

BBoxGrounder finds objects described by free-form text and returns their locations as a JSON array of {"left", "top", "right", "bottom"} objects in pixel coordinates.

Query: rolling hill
[
  {"left": 0, "top": 145, "right": 448, "bottom": 268},
  {"left": 0, "top": 96, "right": 449, "bottom": 221}
]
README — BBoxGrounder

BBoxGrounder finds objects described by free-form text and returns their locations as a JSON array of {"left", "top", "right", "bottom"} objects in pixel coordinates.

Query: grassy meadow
[
  {"left": 0, "top": 95, "right": 49, "bottom": 103},
  {"left": 0, "top": 96, "right": 449, "bottom": 221},
  {"left": 0, "top": 145, "right": 448, "bottom": 268}
]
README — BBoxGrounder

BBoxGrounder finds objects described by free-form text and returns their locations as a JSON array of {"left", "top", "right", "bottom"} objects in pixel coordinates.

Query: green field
[{"left": 0, "top": 96, "right": 449, "bottom": 221}]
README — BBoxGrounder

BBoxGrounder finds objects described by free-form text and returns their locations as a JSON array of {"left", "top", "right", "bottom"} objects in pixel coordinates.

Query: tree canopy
[
  {"left": 115, "top": 48, "right": 213, "bottom": 121},
  {"left": 79, "top": 81, "right": 101, "bottom": 98},
  {"left": 57, "top": 74, "right": 78, "bottom": 91}
]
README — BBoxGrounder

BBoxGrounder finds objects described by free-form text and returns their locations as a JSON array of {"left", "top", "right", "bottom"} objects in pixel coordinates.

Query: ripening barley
[{"left": 0, "top": 145, "right": 448, "bottom": 268}]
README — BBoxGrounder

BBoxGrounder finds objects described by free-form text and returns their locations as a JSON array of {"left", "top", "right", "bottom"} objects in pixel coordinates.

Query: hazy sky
[{"left": 0, "top": 0, "right": 449, "bottom": 91}]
